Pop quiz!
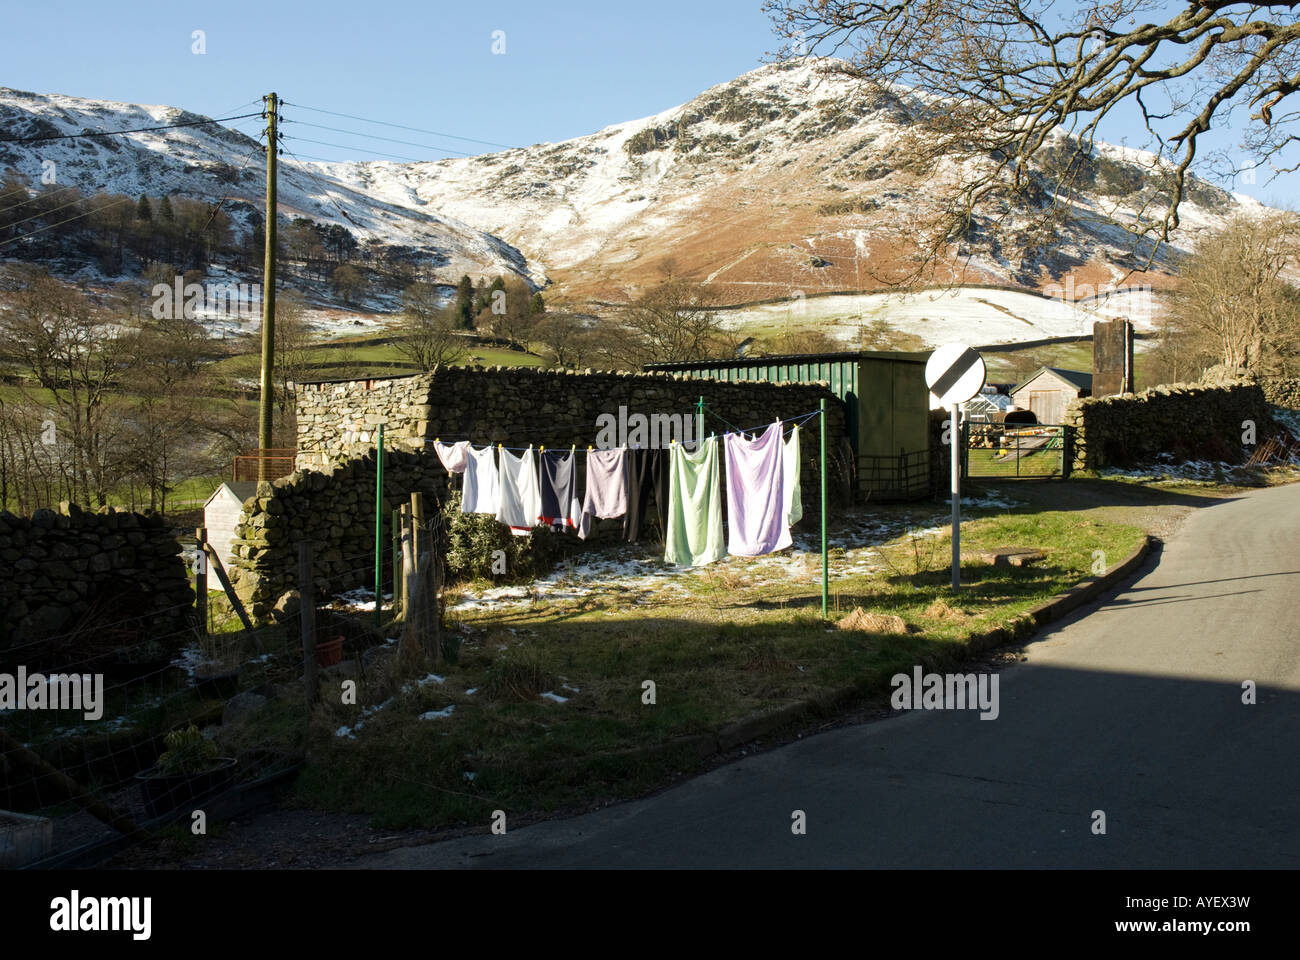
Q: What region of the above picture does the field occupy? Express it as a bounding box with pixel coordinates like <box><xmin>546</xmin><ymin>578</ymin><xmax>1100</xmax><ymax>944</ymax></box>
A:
<box><xmin>218</xmin><ymin>492</ymin><xmax>1149</xmax><ymax>829</ymax></box>
<box><xmin>717</xmin><ymin>285</ymin><xmax>1163</xmax><ymax>350</ymax></box>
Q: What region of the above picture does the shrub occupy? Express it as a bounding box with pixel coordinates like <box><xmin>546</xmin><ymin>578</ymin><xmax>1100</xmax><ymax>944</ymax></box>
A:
<box><xmin>157</xmin><ymin>725</ymin><xmax>220</xmax><ymax>774</ymax></box>
<box><xmin>441</xmin><ymin>492</ymin><xmax>559</xmax><ymax>583</ymax></box>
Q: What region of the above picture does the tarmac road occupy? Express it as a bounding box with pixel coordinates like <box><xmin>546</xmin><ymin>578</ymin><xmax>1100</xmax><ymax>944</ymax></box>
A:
<box><xmin>358</xmin><ymin>482</ymin><xmax>1300</xmax><ymax>868</ymax></box>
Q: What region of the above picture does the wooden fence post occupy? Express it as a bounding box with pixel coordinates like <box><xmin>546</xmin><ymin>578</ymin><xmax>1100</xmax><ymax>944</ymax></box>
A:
<box><xmin>391</xmin><ymin>507</ymin><xmax>403</xmax><ymax>619</ymax></box>
<box><xmin>202</xmin><ymin>544</ymin><xmax>253</xmax><ymax>632</ymax></box>
<box><xmin>194</xmin><ymin>526</ymin><xmax>208</xmax><ymax>637</ymax></box>
<box><xmin>410</xmin><ymin>492</ymin><xmax>428</xmax><ymax>657</ymax></box>
<box><xmin>430</xmin><ymin>513</ymin><xmax>442</xmax><ymax>658</ymax></box>
<box><xmin>410</xmin><ymin>492</ymin><xmax>425</xmax><ymax>571</ymax></box>
<box><xmin>298</xmin><ymin>541</ymin><xmax>318</xmax><ymax>707</ymax></box>
<box><xmin>399</xmin><ymin>503</ymin><xmax>419</xmax><ymax>661</ymax></box>
<box><xmin>400</xmin><ymin>503</ymin><xmax>414</xmax><ymax>619</ymax></box>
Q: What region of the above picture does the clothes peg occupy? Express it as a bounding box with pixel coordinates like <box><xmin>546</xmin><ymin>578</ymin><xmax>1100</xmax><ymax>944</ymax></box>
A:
<box><xmin>540</xmin><ymin>445</ymin><xmax>545</xmax><ymax>453</ymax></box>
<box><xmin>587</xmin><ymin>445</ymin><xmax>593</xmax><ymax>452</ymax></box>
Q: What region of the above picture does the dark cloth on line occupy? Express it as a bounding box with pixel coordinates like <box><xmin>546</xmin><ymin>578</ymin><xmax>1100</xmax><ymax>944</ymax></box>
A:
<box><xmin>623</xmin><ymin>448</ymin><xmax>669</xmax><ymax>542</ymax></box>
<box><xmin>539</xmin><ymin>449</ymin><xmax>579</xmax><ymax>531</ymax></box>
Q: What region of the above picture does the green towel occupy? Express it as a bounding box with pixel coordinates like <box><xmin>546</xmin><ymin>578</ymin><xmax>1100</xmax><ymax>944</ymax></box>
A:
<box><xmin>784</xmin><ymin>424</ymin><xmax>802</xmax><ymax>527</ymax></box>
<box><xmin>664</xmin><ymin>436</ymin><xmax>726</xmax><ymax>567</ymax></box>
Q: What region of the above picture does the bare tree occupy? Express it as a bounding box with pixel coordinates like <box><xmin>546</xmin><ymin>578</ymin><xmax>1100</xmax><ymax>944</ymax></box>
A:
<box><xmin>1162</xmin><ymin>210</ymin><xmax>1300</xmax><ymax>375</ymax></box>
<box><xmin>766</xmin><ymin>1</ymin><xmax>1300</xmax><ymax>281</ymax></box>
<box><xmin>121</xmin><ymin>310</ymin><xmax>221</xmax><ymax>513</ymax></box>
<box><xmin>394</xmin><ymin>281</ymin><xmax>467</xmax><ymax>372</ymax></box>
<box><xmin>0</xmin><ymin>267</ymin><xmax>131</xmax><ymax>506</ymax></box>
<box><xmin>606</xmin><ymin>278</ymin><xmax>729</xmax><ymax>366</ymax></box>
<box><xmin>484</xmin><ymin>276</ymin><xmax>538</xmax><ymax>349</ymax></box>
<box><xmin>273</xmin><ymin>291</ymin><xmax>315</xmax><ymax>421</ymax></box>
<box><xmin>533</xmin><ymin>311</ymin><xmax>596</xmax><ymax>368</ymax></box>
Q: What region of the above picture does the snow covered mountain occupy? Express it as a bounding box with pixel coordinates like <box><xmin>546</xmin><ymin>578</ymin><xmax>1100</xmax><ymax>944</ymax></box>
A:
<box><xmin>0</xmin><ymin>88</ymin><xmax>538</xmax><ymax>286</ymax></box>
<box><xmin>315</xmin><ymin>58</ymin><xmax>1264</xmax><ymax>305</ymax></box>
<box><xmin>0</xmin><ymin>59</ymin><xmax>1268</xmax><ymax>316</ymax></box>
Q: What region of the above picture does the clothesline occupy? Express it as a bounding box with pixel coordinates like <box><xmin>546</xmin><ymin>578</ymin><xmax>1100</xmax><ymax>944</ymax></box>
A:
<box><xmin>422</xmin><ymin>408</ymin><xmax>824</xmax><ymax>453</ymax></box>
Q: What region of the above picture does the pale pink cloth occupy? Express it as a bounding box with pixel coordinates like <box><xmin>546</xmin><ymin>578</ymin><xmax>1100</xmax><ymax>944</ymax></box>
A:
<box><xmin>434</xmin><ymin>440</ymin><xmax>471</xmax><ymax>474</ymax></box>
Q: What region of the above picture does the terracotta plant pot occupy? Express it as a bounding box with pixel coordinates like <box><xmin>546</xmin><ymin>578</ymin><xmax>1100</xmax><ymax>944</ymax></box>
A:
<box><xmin>315</xmin><ymin>636</ymin><xmax>344</xmax><ymax>667</ymax></box>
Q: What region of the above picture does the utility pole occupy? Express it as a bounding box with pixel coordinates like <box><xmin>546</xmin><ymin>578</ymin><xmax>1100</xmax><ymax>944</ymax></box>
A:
<box><xmin>257</xmin><ymin>92</ymin><xmax>279</xmax><ymax>480</ymax></box>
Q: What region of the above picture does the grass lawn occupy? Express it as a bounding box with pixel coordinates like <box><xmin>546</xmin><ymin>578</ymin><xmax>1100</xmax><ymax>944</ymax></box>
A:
<box><xmin>227</xmin><ymin>502</ymin><xmax>1147</xmax><ymax>830</ymax></box>
<box><xmin>966</xmin><ymin>447</ymin><xmax>1063</xmax><ymax>478</ymax></box>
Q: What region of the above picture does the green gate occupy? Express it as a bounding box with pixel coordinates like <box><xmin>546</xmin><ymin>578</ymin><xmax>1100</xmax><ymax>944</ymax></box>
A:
<box><xmin>963</xmin><ymin>422</ymin><xmax>1068</xmax><ymax>479</ymax></box>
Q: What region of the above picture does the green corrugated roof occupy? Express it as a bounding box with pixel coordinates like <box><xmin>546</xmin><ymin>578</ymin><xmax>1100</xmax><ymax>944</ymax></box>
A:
<box><xmin>646</xmin><ymin>349</ymin><xmax>929</xmax><ymax>369</ymax></box>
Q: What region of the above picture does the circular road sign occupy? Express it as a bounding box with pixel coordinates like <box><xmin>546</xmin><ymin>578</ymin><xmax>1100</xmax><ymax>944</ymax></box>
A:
<box><xmin>925</xmin><ymin>342</ymin><xmax>986</xmax><ymax>406</ymax></box>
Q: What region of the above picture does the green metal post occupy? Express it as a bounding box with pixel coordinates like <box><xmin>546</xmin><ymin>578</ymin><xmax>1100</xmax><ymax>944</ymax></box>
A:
<box><xmin>820</xmin><ymin>398</ymin><xmax>828</xmax><ymax>619</ymax></box>
<box><xmin>697</xmin><ymin>396</ymin><xmax>704</xmax><ymax>451</ymax></box>
<box><xmin>374</xmin><ymin>423</ymin><xmax>384</xmax><ymax>627</ymax></box>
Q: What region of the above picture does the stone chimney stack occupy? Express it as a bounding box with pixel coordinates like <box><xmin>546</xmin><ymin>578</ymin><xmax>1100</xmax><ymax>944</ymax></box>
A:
<box><xmin>1093</xmin><ymin>318</ymin><xmax>1134</xmax><ymax>396</ymax></box>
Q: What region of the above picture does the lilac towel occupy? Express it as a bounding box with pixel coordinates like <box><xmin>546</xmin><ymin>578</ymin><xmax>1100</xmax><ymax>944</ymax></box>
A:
<box><xmin>434</xmin><ymin>440</ymin><xmax>471</xmax><ymax>474</ymax></box>
<box><xmin>723</xmin><ymin>421</ymin><xmax>792</xmax><ymax>556</ymax></box>
<box><xmin>578</xmin><ymin>448</ymin><xmax>629</xmax><ymax>539</ymax></box>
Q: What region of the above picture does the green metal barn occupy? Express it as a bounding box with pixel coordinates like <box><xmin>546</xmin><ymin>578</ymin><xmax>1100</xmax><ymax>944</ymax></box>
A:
<box><xmin>646</xmin><ymin>351</ymin><xmax>932</xmax><ymax>500</ymax></box>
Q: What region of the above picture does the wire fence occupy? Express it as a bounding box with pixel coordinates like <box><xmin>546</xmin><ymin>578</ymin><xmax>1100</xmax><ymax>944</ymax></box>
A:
<box><xmin>0</xmin><ymin>546</ymin><xmax>407</xmax><ymax>869</ymax></box>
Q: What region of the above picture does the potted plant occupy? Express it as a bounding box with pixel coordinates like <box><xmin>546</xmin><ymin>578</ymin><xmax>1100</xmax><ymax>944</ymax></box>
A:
<box><xmin>135</xmin><ymin>725</ymin><xmax>237</xmax><ymax>818</ymax></box>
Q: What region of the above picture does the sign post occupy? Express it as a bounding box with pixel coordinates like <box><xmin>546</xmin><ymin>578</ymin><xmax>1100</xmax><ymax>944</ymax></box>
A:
<box><xmin>950</xmin><ymin>402</ymin><xmax>961</xmax><ymax>589</ymax></box>
<box><xmin>925</xmin><ymin>343</ymin><xmax>986</xmax><ymax>590</ymax></box>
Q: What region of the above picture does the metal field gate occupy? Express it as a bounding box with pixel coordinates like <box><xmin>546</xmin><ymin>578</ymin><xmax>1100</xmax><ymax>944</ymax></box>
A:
<box><xmin>963</xmin><ymin>422</ymin><xmax>1069</xmax><ymax>479</ymax></box>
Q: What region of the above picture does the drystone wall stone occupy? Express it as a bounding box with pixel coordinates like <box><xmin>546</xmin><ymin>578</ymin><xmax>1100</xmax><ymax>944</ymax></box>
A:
<box><xmin>228</xmin><ymin>367</ymin><xmax>848</xmax><ymax>620</ymax></box>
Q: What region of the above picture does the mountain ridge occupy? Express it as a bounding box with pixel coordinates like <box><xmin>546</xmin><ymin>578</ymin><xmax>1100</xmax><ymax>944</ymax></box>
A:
<box><xmin>0</xmin><ymin>59</ymin><xmax>1269</xmax><ymax>313</ymax></box>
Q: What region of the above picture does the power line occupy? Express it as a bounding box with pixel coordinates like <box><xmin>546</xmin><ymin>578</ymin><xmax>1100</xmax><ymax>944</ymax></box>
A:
<box><xmin>0</xmin><ymin>136</ymin><xmax>264</xmax><ymax>241</ymax></box>
<box><xmin>0</xmin><ymin>183</ymin><xmax>36</xmax><ymax>206</ymax></box>
<box><xmin>284</xmin><ymin>100</ymin><xmax>516</xmax><ymax>150</ymax></box>
<box><xmin>0</xmin><ymin>195</ymin><xmax>133</xmax><ymax>248</ymax></box>
<box><xmin>0</xmin><ymin>111</ymin><xmax>264</xmax><ymax>145</ymax></box>
<box><xmin>281</xmin><ymin>134</ymin><xmax>428</xmax><ymax>164</ymax></box>
<box><xmin>284</xmin><ymin>119</ymin><xmax>475</xmax><ymax>158</ymax></box>
<box><xmin>0</xmin><ymin>191</ymin><xmax>106</xmax><ymax>233</ymax></box>
<box><xmin>207</xmin><ymin>98</ymin><xmax>264</xmax><ymax>120</ymax></box>
<box><xmin>280</xmin><ymin>144</ymin><xmax>373</xmax><ymax>238</ymax></box>
<box><xmin>195</xmin><ymin>137</ymin><xmax>268</xmax><ymax>238</ymax></box>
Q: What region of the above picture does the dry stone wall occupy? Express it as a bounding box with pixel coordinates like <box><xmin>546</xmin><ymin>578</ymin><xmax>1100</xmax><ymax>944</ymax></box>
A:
<box><xmin>295</xmin><ymin>366</ymin><xmax>846</xmax><ymax>470</ymax></box>
<box><xmin>0</xmin><ymin>504</ymin><xmax>194</xmax><ymax>655</ymax></box>
<box><xmin>1062</xmin><ymin>381</ymin><xmax>1269</xmax><ymax>471</ymax></box>
<box><xmin>228</xmin><ymin>367</ymin><xmax>847</xmax><ymax>620</ymax></box>
<box><xmin>1260</xmin><ymin>376</ymin><xmax>1300</xmax><ymax>409</ymax></box>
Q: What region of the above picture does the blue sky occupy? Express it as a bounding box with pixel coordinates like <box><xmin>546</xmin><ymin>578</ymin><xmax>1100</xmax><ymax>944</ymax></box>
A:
<box><xmin>1</xmin><ymin>0</ymin><xmax>1292</xmax><ymax>206</ymax></box>
<box><xmin>2</xmin><ymin>1</ymin><xmax>779</xmax><ymax>157</ymax></box>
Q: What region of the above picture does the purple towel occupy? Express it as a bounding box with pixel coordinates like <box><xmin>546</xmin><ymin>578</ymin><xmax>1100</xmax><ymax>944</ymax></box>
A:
<box><xmin>723</xmin><ymin>421</ymin><xmax>791</xmax><ymax>556</ymax></box>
